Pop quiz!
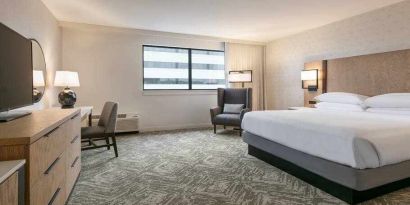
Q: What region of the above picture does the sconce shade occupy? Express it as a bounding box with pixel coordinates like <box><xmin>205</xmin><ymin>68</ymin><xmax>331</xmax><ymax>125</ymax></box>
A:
<box><xmin>54</xmin><ymin>71</ymin><xmax>80</xmax><ymax>87</ymax></box>
<box><xmin>228</xmin><ymin>70</ymin><xmax>252</xmax><ymax>83</ymax></box>
<box><xmin>301</xmin><ymin>69</ymin><xmax>318</xmax><ymax>91</ymax></box>
<box><xmin>301</xmin><ymin>70</ymin><xmax>318</xmax><ymax>80</ymax></box>
<box><xmin>33</xmin><ymin>70</ymin><xmax>45</xmax><ymax>87</ymax></box>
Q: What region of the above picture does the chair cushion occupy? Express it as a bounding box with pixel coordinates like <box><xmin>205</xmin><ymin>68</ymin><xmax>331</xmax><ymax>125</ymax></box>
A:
<box><xmin>81</xmin><ymin>126</ymin><xmax>106</xmax><ymax>138</ymax></box>
<box><xmin>213</xmin><ymin>113</ymin><xmax>241</xmax><ymax>126</ymax></box>
<box><xmin>223</xmin><ymin>104</ymin><xmax>244</xmax><ymax>114</ymax></box>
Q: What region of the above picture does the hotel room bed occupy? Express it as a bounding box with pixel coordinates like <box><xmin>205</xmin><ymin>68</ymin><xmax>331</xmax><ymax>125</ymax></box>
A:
<box><xmin>242</xmin><ymin>110</ymin><xmax>410</xmax><ymax>204</ymax></box>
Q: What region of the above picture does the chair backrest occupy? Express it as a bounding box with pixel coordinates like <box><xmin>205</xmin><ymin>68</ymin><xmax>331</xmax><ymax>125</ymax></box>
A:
<box><xmin>217</xmin><ymin>88</ymin><xmax>252</xmax><ymax>110</ymax></box>
<box><xmin>98</xmin><ymin>101</ymin><xmax>118</xmax><ymax>134</ymax></box>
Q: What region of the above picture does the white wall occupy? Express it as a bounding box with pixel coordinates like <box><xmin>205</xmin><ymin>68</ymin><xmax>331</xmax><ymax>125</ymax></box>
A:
<box><xmin>0</xmin><ymin>0</ymin><xmax>61</xmax><ymax>109</ymax></box>
<box><xmin>61</xmin><ymin>23</ymin><xmax>229</xmax><ymax>131</ymax></box>
<box><xmin>265</xmin><ymin>1</ymin><xmax>410</xmax><ymax>109</ymax></box>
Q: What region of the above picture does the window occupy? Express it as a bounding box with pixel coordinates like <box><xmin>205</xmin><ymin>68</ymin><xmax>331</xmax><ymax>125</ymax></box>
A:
<box><xmin>143</xmin><ymin>45</ymin><xmax>225</xmax><ymax>90</ymax></box>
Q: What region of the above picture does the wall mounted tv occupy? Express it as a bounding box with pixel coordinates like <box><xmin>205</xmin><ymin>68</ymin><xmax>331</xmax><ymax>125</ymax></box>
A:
<box><xmin>0</xmin><ymin>23</ymin><xmax>33</xmax><ymax>122</ymax></box>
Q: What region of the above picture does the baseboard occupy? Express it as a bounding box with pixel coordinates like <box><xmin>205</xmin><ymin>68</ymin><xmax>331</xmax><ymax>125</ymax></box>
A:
<box><xmin>140</xmin><ymin>123</ymin><xmax>212</xmax><ymax>132</ymax></box>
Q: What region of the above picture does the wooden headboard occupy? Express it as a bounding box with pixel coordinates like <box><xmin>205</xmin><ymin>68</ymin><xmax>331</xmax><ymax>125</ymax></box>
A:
<box><xmin>326</xmin><ymin>49</ymin><xmax>410</xmax><ymax>96</ymax></box>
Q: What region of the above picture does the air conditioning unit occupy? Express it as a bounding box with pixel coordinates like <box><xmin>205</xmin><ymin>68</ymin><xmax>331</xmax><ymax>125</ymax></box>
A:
<box><xmin>92</xmin><ymin>113</ymin><xmax>139</xmax><ymax>134</ymax></box>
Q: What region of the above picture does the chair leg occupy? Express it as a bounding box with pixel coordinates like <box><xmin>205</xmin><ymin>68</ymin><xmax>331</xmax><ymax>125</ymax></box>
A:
<box><xmin>105</xmin><ymin>137</ymin><xmax>110</xmax><ymax>150</ymax></box>
<box><xmin>239</xmin><ymin>128</ymin><xmax>242</xmax><ymax>136</ymax></box>
<box><xmin>112</xmin><ymin>135</ymin><xmax>119</xmax><ymax>157</ymax></box>
<box><xmin>213</xmin><ymin>124</ymin><xmax>216</xmax><ymax>134</ymax></box>
<box><xmin>223</xmin><ymin>125</ymin><xmax>226</xmax><ymax>129</ymax></box>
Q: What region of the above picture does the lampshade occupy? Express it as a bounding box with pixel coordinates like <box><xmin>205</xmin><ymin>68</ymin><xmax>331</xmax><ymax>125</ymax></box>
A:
<box><xmin>54</xmin><ymin>71</ymin><xmax>80</xmax><ymax>87</ymax></box>
<box><xmin>301</xmin><ymin>70</ymin><xmax>318</xmax><ymax>81</ymax></box>
<box><xmin>33</xmin><ymin>70</ymin><xmax>45</xmax><ymax>87</ymax></box>
<box><xmin>228</xmin><ymin>70</ymin><xmax>252</xmax><ymax>83</ymax></box>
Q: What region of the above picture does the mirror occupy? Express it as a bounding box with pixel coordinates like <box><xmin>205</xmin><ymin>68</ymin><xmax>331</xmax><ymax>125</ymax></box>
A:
<box><xmin>31</xmin><ymin>39</ymin><xmax>46</xmax><ymax>103</ymax></box>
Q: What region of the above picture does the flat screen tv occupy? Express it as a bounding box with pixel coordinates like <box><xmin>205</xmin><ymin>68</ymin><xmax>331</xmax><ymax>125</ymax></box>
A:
<box><xmin>0</xmin><ymin>23</ymin><xmax>33</xmax><ymax>121</ymax></box>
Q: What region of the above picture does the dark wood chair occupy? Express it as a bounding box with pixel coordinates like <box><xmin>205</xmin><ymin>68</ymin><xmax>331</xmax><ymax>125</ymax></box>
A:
<box><xmin>81</xmin><ymin>101</ymin><xmax>119</xmax><ymax>157</ymax></box>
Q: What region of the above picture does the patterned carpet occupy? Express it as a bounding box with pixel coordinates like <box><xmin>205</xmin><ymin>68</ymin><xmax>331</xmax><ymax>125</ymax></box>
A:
<box><xmin>67</xmin><ymin>129</ymin><xmax>410</xmax><ymax>205</ymax></box>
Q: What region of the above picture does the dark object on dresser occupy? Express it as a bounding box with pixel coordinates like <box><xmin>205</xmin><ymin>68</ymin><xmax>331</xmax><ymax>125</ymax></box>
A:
<box><xmin>81</xmin><ymin>101</ymin><xmax>119</xmax><ymax>157</ymax></box>
<box><xmin>210</xmin><ymin>88</ymin><xmax>252</xmax><ymax>135</ymax></box>
<box><xmin>58</xmin><ymin>88</ymin><xmax>77</xmax><ymax>108</ymax></box>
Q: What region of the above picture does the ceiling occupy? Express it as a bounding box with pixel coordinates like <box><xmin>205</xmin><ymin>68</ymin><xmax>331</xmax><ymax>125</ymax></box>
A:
<box><xmin>41</xmin><ymin>0</ymin><xmax>404</xmax><ymax>42</ymax></box>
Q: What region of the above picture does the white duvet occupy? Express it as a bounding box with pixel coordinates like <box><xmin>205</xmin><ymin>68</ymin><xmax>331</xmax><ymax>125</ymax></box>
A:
<box><xmin>242</xmin><ymin>109</ymin><xmax>410</xmax><ymax>169</ymax></box>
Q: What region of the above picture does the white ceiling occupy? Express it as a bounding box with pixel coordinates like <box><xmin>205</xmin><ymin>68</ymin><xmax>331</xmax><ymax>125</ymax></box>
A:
<box><xmin>41</xmin><ymin>0</ymin><xmax>404</xmax><ymax>42</ymax></box>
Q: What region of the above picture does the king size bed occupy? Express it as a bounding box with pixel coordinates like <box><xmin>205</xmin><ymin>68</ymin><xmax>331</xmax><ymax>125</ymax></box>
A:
<box><xmin>242</xmin><ymin>49</ymin><xmax>410</xmax><ymax>204</ymax></box>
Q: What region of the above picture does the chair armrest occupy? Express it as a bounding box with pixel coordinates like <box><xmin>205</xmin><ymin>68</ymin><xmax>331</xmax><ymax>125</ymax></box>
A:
<box><xmin>210</xmin><ymin>107</ymin><xmax>222</xmax><ymax>123</ymax></box>
<box><xmin>240</xmin><ymin>108</ymin><xmax>251</xmax><ymax>120</ymax></box>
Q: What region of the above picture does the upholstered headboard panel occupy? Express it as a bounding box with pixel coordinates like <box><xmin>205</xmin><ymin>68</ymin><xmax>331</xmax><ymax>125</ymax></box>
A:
<box><xmin>326</xmin><ymin>49</ymin><xmax>410</xmax><ymax>96</ymax></box>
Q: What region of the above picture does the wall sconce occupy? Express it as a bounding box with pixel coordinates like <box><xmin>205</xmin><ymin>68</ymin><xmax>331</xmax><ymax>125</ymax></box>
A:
<box><xmin>301</xmin><ymin>69</ymin><xmax>318</xmax><ymax>91</ymax></box>
<box><xmin>228</xmin><ymin>70</ymin><xmax>252</xmax><ymax>88</ymax></box>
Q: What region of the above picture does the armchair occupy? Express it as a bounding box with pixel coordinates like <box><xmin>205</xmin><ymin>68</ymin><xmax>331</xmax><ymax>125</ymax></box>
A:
<box><xmin>210</xmin><ymin>88</ymin><xmax>252</xmax><ymax>135</ymax></box>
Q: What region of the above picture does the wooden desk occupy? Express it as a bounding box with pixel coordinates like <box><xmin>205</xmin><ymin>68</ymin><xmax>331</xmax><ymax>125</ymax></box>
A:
<box><xmin>79</xmin><ymin>106</ymin><xmax>93</xmax><ymax>126</ymax></box>
<box><xmin>0</xmin><ymin>160</ymin><xmax>25</xmax><ymax>205</ymax></box>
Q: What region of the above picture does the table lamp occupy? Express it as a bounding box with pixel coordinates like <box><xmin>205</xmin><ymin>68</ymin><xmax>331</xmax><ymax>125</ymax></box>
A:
<box><xmin>54</xmin><ymin>71</ymin><xmax>80</xmax><ymax>108</ymax></box>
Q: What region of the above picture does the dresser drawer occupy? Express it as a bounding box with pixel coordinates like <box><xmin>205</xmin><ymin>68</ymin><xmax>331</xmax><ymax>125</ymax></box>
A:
<box><xmin>66</xmin><ymin>133</ymin><xmax>81</xmax><ymax>170</ymax></box>
<box><xmin>47</xmin><ymin>182</ymin><xmax>66</xmax><ymax>205</ymax></box>
<box><xmin>30</xmin><ymin>152</ymin><xmax>66</xmax><ymax>205</ymax></box>
<box><xmin>29</xmin><ymin>122</ymin><xmax>68</xmax><ymax>186</ymax></box>
<box><xmin>66</xmin><ymin>152</ymin><xmax>81</xmax><ymax>201</ymax></box>
<box><xmin>66</xmin><ymin>114</ymin><xmax>81</xmax><ymax>145</ymax></box>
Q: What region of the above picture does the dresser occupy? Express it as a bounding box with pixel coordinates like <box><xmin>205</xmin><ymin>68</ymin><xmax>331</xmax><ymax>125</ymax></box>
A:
<box><xmin>0</xmin><ymin>108</ymin><xmax>81</xmax><ymax>205</ymax></box>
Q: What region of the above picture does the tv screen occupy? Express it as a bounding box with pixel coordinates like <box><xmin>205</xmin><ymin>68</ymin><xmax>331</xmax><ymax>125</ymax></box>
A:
<box><xmin>0</xmin><ymin>23</ymin><xmax>33</xmax><ymax>112</ymax></box>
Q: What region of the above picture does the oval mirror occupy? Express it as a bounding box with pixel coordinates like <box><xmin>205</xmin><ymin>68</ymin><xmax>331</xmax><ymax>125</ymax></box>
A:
<box><xmin>31</xmin><ymin>39</ymin><xmax>46</xmax><ymax>103</ymax></box>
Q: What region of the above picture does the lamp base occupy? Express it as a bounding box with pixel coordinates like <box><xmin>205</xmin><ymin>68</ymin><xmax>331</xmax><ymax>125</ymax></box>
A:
<box><xmin>58</xmin><ymin>88</ymin><xmax>77</xmax><ymax>109</ymax></box>
<box><xmin>61</xmin><ymin>105</ymin><xmax>75</xmax><ymax>109</ymax></box>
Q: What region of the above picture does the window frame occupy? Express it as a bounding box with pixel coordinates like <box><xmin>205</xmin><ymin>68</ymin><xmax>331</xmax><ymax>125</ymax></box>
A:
<box><xmin>142</xmin><ymin>45</ymin><xmax>225</xmax><ymax>91</ymax></box>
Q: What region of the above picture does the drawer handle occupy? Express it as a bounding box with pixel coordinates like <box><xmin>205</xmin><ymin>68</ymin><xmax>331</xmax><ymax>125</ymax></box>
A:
<box><xmin>44</xmin><ymin>157</ymin><xmax>60</xmax><ymax>175</ymax></box>
<box><xmin>45</xmin><ymin>126</ymin><xmax>60</xmax><ymax>137</ymax></box>
<box><xmin>71</xmin><ymin>113</ymin><xmax>80</xmax><ymax>120</ymax></box>
<box><xmin>48</xmin><ymin>188</ymin><xmax>61</xmax><ymax>205</ymax></box>
<box><xmin>71</xmin><ymin>156</ymin><xmax>79</xmax><ymax>168</ymax></box>
<box><xmin>71</xmin><ymin>135</ymin><xmax>79</xmax><ymax>144</ymax></box>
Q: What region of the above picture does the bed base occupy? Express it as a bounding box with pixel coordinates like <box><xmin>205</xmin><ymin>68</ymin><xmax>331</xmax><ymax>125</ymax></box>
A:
<box><xmin>248</xmin><ymin>145</ymin><xmax>410</xmax><ymax>204</ymax></box>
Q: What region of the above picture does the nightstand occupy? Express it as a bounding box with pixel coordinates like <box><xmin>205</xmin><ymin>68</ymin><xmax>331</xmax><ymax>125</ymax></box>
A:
<box><xmin>288</xmin><ymin>107</ymin><xmax>315</xmax><ymax>110</ymax></box>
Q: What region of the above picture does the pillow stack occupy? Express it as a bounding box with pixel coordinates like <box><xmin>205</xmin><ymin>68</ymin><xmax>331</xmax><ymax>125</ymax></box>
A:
<box><xmin>314</xmin><ymin>92</ymin><xmax>368</xmax><ymax>112</ymax></box>
<box><xmin>365</xmin><ymin>93</ymin><xmax>410</xmax><ymax>115</ymax></box>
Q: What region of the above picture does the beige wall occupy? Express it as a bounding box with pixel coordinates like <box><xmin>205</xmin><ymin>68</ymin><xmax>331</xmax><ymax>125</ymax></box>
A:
<box><xmin>265</xmin><ymin>1</ymin><xmax>410</xmax><ymax>109</ymax></box>
<box><xmin>0</xmin><ymin>0</ymin><xmax>61</xmax><ymax>109</ymax></box>
<box><xmin>61</xmin><ymin>23</ymin><xmax>230</xmax><ymax>131</ymax></box>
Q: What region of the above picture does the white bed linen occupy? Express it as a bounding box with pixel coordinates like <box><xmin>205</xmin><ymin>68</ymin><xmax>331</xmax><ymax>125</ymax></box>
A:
<box><xmin>242</xmin><ymin>109</ymin><xmax>410</xmax><ymax>169</ymax></box>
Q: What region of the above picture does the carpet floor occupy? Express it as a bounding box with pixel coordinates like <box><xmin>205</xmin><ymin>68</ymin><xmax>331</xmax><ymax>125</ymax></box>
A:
<box><xmin>67</xmin><ymin>129</ymin><xmax>410</xmax><ymax>205</ymax></box>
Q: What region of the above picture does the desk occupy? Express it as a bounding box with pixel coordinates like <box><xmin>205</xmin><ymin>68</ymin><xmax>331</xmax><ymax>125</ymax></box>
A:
<box><xmin>79</xmin><ymin>106</ymin><xmax>93</xmax><ymax>126</ymax></box>
<box><xmin>0</xmin><ymin>160</ymin><xmax>25</xmax><ymax>205</ymax></box>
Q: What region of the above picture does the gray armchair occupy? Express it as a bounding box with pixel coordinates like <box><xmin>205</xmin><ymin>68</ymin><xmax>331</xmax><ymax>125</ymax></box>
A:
<box><xmin>210</xmin><ymin>88</ymin><xmax>252</xmax><ymax>135</ymax></box>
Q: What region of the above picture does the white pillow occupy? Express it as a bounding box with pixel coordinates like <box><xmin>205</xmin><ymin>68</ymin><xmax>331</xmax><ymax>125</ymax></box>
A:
<box><xmin>366</xmin><ymin>108</ymin><xmax>410</xmax><ymax>116</ymax></box>
<box><xmin>314</xmin><ymin>92</ymin><xmax>368</xmax><ymax>105</ymax></box>
<box><xmin>365</xmin><ymin>93</ymin><xmax>410</xmax><ymax>108</ymax></box>
<box><xmin>315</xmin><ymin>102</ymin><xmax>365</xmax><ymax>112</ymax></box>
<box><xmin>223</xmin><ymin>104</ymin><xmax>244</xmax><ymax>114</ymax></box>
